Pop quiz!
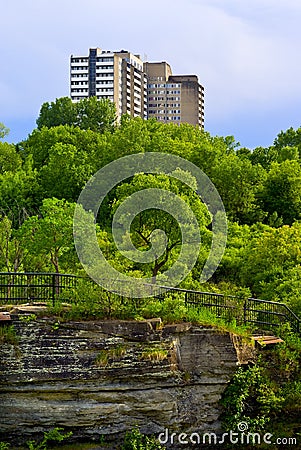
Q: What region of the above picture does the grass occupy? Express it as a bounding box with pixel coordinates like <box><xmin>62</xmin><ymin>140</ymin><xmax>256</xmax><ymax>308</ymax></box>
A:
<box><xmin>140</xmin><ymin>346</ymin><xmax>168</xmax><ymax>362</ymax></box>
<box><xmin>95</xmin><ymin>344</ymin><xmax>128</xmax><ymax>367</ymax></box>
<box><xmin>0</xmin><ymin>325</ymin><xmax>19</xmax><ymax>345</ymax></box>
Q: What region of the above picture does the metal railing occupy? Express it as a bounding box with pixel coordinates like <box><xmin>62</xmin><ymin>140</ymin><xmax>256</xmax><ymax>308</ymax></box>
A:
<box><xmin>0</xmin><ymin>272</ymin><xmax>78</xmax><ymax>306</ymax></box>
<box><xmin>181</xmin><ymin>288</ymin><xmax>300</xmax><ymax>334</ymax></box>
<box><xmin>0</xmin><ymin>272</ymin><xmax>300</xmax><ymax>334</ymax></box>
<box><xmin>244</xmin><ymin>297</ymin><xmax>300</xmax><ymax>334</ymax></box>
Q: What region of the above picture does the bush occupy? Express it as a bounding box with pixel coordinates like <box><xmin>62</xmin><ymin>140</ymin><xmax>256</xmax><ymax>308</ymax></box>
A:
<box><xmin>122</xmin><ymin>427</ymin><xmax>165</xmax><ymax>450</ymax></box>
<box><xmin>221</xmin><ymin>364</ymin><xmax>284</xmax><ymax>432</ymax></box>
<box><xmin>26</xmin><ymin>427</ymin><xmax>72</xmax><ymax>450</ymax></box>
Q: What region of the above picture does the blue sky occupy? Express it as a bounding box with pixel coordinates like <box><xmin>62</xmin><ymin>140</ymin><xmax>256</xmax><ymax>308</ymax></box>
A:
<box><xmin>1</xmin><ymin>0</ymin><xmax>300</xmax><ymax>148</ymax></box>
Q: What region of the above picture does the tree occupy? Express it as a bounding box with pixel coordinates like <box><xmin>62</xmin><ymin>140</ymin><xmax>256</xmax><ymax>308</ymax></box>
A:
<box><xmin>0</xmin><ymin>162</ymin><xmax>41</xmax><ymax>226</ymax></box>
<box><xmin>0</xmin><ymin>142</ymin><xmax>22</xmax><ymax>174</ymax></box>
<box><xmin>38</xmin><ymin>142</ymin><xmax>96</xmax><ymax>201</ymax></box>
<box><xmin>211</xmin><ymin>155</ymin><xmax>266</xmax><ymax>224</ymax></box>
<box><xmin>36</xmin><ymin>97</ymin><xmax>77</xmax><ymax>129</ymax></box>
<box><xmin>274</xmin><ymin>126</ymin><xmax>301</xmax><ymax>153</ymax></box>
<box><xmin>0</xmin><ymin>122</ymin><xmax>9</xmax><ymax>139</ymax></box>
<box><xmin>238</xmin><ymin>222</ymin><xmax>301</xmax><ymax>299</ymax></box>
<box><xmin>111</xmin><ymin>171</ymin><xmax>211</xmax><ymax>282</ymax></box>
<box><xmin>36</xmin><ymin>96</ymin><xmax>116</xmax><ymax>133</ymax></box>
<box><xmin>260</xmin><ymin>160</ymin><xmax>301</xmax><ymax>225</ymax></box>
<box><xmin>0</xmin><ymin>216</ymin><xmax>23</xmax><ymax>271</ymax></box>
<box><xmin>18</xmin><ymin>198</ymin><xmax>76</xmax><ymax>273</ymax></box>
<box><xmin>76</xmin><ymin>96</ymin><xmax>116</xmax><ymax>133</ymax></box>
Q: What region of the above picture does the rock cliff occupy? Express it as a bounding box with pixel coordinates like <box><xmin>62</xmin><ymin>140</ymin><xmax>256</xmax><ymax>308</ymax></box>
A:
<box><xmin>0</xmin><ymin>315</ymin><xmax>245</xmax><ymax>447</ymax></box>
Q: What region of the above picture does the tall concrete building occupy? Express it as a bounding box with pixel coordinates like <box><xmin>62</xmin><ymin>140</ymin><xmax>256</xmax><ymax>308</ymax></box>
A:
<box><xmin>70</xmin><ymin>48</ymin><xmax>147</xmax><ymax>119</ymax></box>
<box><xmin>144</xmin><ymin>62</ymin><xmax>204</xmax><ymax>127</ymax></box>
<box><xmin>70</xmin><ymin>48</ymin><xmax>204</xmax><ymax>127</ymax></box>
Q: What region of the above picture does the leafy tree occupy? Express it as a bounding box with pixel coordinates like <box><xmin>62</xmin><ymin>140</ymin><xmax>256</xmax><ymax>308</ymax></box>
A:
<box><xmin>38</xmin><ymin>142</ymin><xmax>96</xmax><ymax>201</ymax></box>
<box><xmin>76</xmin><ymin>96</ymin><xmax>116</xmax><ymax>133</ymax></box>
<box><xmin>238</xmin><ymin>222</ymin><xmax>301</xmax><ymax>297</ymax></box>
<box><xmin>260</xmin><ymin>160</ymin><xmax>301</xmax><ymax>225</ymax></box>
<box><xmin>0</xmin><ymin>142</ymin><xmax>22</xmax><ymax>174</ymax></box>
<box><xmin>36</xmin><ymin>96</ymin><xmax>116</xmax><ymax>133</ymax></box>
<box><xmin>0</xmin><ymin>216</ymin><xmax>23</xmax><ymax>271</ymax></box>
<box><xmin>17</xmin><ymin>198</ymin><xmax>76</xmax><ymax>273</ymax></box>
<box><xmin>23</xmin><ymin>124</ymin><xmax>107</xmax><ymax>170</ymax></box>
<box><xmin>249</xmin><ymin>146</ymin><xmax>278</xmax><ymax>169</ymax></box>
<box><xmin>274</xmin><ymin>126</ymin><xmax>301</xmax><ymax>154</ymax></box>
<box><xmin>111</xmin><ymin>171</ymin><xmax>211</xmax><ymax>282</ymax></box>
<box><xmin>211</xmin><ymin>155</ymin><xmax>266</xmax><ymax>223</ymax></box>
<box><xmin>36</xmin><ymin>97</ymin><xmax>77</xmax><ymax>129</ymax></box>
<box><xmin>0</xmin><ymin>122</ymin><xmax>9</xmax><ymax>139</ymax></box>
<box><xmin>0</xmin><ymin>162</ymin><xmax>41</xmax><ymax>226</ymax></box>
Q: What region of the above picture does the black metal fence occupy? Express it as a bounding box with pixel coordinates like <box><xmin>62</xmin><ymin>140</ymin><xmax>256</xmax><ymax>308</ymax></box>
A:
<box><xmin>0</xmin><ymin>272</ymin><xmax>300</xmax><ymax>334</ymax></box>
<box><xmin>0</xmin><ymin>272</ymin><xmax>78</xmax><ymax>306</ymax></box>
<box><xmin>244</xmin><ymin>297</ymin><xmax>300</xmax><ymax>334</ymax></box>
<box><xmin>182</xmin><ymin>289</ymin><xmax>300</xmax><ymax>334</ymax></box>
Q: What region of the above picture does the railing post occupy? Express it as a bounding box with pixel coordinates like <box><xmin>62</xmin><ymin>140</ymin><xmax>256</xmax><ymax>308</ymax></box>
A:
<box><xmin>52</xmin><ymin>274</ymin><xmax>56</xmax><ymax>307</ymax></box>
<box><xmin>184</xmin><ymin>291</ymin><xmax>188</xmax><ymax>308</ymax></box>
<box><xmin>243</xmin><ymin>298</ymin><xmax>247</xmax><ymax>326</ymax></box>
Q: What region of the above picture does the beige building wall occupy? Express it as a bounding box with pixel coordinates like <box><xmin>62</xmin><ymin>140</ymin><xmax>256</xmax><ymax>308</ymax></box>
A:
<box><xmin>144</xmin><ymin>62</ymin><xmax>172</xmax><ymax>81</ymax></box>
<box><xmin>70</xmin><ymin>50</ymin><xmax>204</xmax><ymax>126</ymax></box>
<box><xmin>143</xmin><ymin>62</ymin><xmax>204</xmax><ymax>128</ymax></box>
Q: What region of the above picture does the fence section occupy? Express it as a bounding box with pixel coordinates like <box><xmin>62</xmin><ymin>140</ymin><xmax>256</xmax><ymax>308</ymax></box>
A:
<box><xmin>0</xmin><ymin>272</ymin><xmax>78</xmax><ymax>306</ymax></box>
<box><xmin>0</xmin><ymin>272</ymin><xmax>300</xmax><ymax>333</ymax></box>
<box><xmin>244</xmin><ymin>297</ymin><xmax>300</xmax><ymax>334</ymax></box>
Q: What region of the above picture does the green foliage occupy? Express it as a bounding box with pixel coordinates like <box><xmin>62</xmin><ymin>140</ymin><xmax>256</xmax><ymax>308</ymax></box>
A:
<box><xmin>17</xmin><ymin>198</ymin><xmax>76</xmax><ymax>273</ymax></box>
<box><xmin>260</xmin><ymin>160</ymin><xmax>301</xmax><ymax>225</ymax></box>
<box><xmin>140</xmin><ymin>346</ymin><xmax>168</xmax><ymax>362</ymax></box>
<box><xmin>95</xmin><ymin>350</ymin><xmax>109</xmax><ymax>367</ymax></box>
<box><xmin>139</xmin><ymin>293</ymin><xmax>187</xmax><ymax>323</ymax></box>
<box><xmin>95</xmin><ymin>344</ymin><xmax>127</xmax><ymax>367</ymax></box>
<box><xmin>122</xmin><ymin>427</ymin><xmax>165</xmax><ymax>450</ymax></box>
<box><xmin>36</xmin><ymin>96</ymin><xmax>116</xmax><ymax>133</ymax></box>
<box><xmin>221</xmin><ymin>364</ymin><xmax>284</xmax><ymax>432</ymax></box>
<box><xmin>0</xmin><ymin>122</ymin><xmax>9</xmax><ymax>139</ymax></box>
<box><xmin>26</xmin><ymin>427</ymin><xmax>72</xmax><ymax>450</ymax></box>
<box><xmin>112</xmin><ymin>171</ymin><xmax>211</xmax><ymax>281</ymax></box>
<box><xmin>0</xmin><ymin>443</ymin><xmax>10</xmax><ymax>450</ymax></box>
<box><xmin>0</xmin><ymin>325</ymin><xmax>18</xmax><ymax>345</ymax></box>
<box><xmin>53</xmin><ymin>278</ymin><xmax>129</xmax><ymax>320</ymax></box>
<box><xmin>211</xmin><ymin>154</ymin><xmax>266</xmax><ymax>223</ymax></box>
<box><xmin>0</xmin><ymin>142</ymin><xmax>22</xmax><ymax>174</ymax></box>
<box><xmin>19</xmin><ymin>313</ymin><xmax>37</xmax><ymax>323</ymax></box>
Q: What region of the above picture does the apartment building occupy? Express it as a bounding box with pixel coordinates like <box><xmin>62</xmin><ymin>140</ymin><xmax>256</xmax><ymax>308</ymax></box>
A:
<box><xmin>144</xmin><ymin>62</ymin><xmax>204</xmax><ymax>127</ymax></box>
<box><xmin>70</xmin><ymin>48</ymin><xmax>147</xmax><ymax>119</ymax></box>
<box><xmin>70</xmin><ymin>48</ymin><xmax>204</xmax><ymax>127</ymax></box>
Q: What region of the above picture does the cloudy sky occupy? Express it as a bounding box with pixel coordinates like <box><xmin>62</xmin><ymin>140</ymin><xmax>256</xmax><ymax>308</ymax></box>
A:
<box><xmin>1</xmin><ymin>0</ymin><xmax>300</xmax><ymax>148</ymax></box>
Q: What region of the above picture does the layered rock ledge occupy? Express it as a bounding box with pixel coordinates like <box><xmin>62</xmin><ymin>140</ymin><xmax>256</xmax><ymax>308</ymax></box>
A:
<box><xmin>0</xmin><ymin>315</ymin><xmax>250</xmax><ymax>446</ymax></box>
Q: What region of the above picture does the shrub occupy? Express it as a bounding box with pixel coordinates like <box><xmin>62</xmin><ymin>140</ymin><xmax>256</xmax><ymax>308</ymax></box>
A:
<box><xmin>122</xmin><ymin>427</ymin><xmax>165</xmax><ymax>450</ymax></box>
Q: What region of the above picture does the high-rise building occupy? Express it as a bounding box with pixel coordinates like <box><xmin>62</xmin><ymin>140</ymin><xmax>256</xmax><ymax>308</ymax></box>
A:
<box><xmin>70</xmin><ymin>48</ymin><xmax>147</xmax><ymax>119</ymax></box>
<box><xmin>144</xmin><ymin>62</ymin><xmax>204</xmax><ymax>127</ymax></box>
<box><xmin>70</xmin><ymin>48</ymin><xmax>204</xmax><ymax>127</ymax></box>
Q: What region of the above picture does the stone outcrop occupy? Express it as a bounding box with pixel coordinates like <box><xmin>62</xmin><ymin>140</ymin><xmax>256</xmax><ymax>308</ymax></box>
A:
<box><xmin>0</xmin><ymin>315</ymin><xmax>247</xmax><ymax>447</ymax></box>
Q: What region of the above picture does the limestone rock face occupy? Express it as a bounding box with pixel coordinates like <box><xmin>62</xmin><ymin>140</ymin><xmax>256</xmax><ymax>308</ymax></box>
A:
<box><xmin>0</xmin><ymin>317</ymin><xmax>241</xmax><ymax>447</ymax></box>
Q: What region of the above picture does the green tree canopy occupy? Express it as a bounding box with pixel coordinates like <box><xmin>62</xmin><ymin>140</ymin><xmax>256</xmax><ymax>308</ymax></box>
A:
<box><xmin>0</xmin><ymin>123</ymin><xmax>9</xmax><ymax>139</ymax></box>
<box><xmin>36</xmin><ymin>96</ymin><xmax>116</xmax><ymax>133</ymax></box>
<box><xmin>17</xmin><ymin>198</ymin><xmax>76</xmax><ymax>273</ymax></box>
<box><xmin>260</xmin><ymin>160</ymin><xmax>301</xmax><ymax>225</ymax></box>
<box><xmin>111</xmin><ymin>171</ymin><xmax>211</xmax><ymax>282</ymax></box>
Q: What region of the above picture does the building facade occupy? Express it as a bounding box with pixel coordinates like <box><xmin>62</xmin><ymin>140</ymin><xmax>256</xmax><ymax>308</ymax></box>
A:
<box><xmin>144</xmin><ymin>62</ymin><xmax>204</xmax><ymax>127</ymax></box>
<box><xmin>70</xmin><ymin>48</ymin><xmax>204</xmax><ymax>127</ymax></box>
<box><xmin>70</xmin><ymin>48</ymin><xmax>147</xmax><ymax>119</ymax></box>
